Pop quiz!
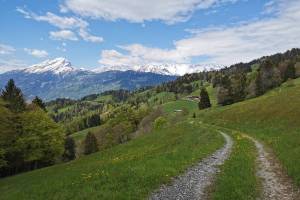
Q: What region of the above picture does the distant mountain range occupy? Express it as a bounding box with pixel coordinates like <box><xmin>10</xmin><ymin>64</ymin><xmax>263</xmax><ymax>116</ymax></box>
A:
<box><xmin>0</xmin><ymin>58</ymin><xmax>178</xmax><ymax>100</ymax></box>
<box><xmin>0</xmin><ymin>58</ymin><xmax>221</xmax><ymax>100</ymax></box>
<box><xmin>93</xmin><ymin>63</ymin><xmax>222</xmax><ymax>76</ymax></box>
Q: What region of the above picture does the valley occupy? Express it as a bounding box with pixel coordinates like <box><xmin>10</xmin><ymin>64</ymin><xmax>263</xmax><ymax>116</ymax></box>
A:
<box><xmin>2</xmin><ymin>0</ymin><xmax>300</xmax><ymax>199</ymax></box>
<box><xmin>1</xmin><ymin>49</ymin><xmax>300</xmax><ymax>199</ymax></box>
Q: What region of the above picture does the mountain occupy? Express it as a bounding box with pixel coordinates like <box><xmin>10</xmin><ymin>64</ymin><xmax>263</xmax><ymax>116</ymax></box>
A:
<box><xmin>93</xmin><ymin>63</ymin><xmax>223</xmax><ymax>76</ymax></box>
<box><xmin>23</xmin><ymin>57</ymin><xmax>78</xmax><ymax>75</ymax></box>
<box><xmin>0</xmin><ymin>58</ymin><xmax>177</xmax><ymax>100</ymax></box>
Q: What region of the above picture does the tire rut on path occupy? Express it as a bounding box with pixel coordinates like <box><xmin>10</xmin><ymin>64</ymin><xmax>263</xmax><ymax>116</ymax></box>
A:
<box><xmin>149</xmin><ymin>132</ymin><xmax>233</xmax><ymax>200</ymax></box>
<box><xmin>244</xmin><ymin>134</ymin><xmax>300</xmax><ymax>200</ymax></box>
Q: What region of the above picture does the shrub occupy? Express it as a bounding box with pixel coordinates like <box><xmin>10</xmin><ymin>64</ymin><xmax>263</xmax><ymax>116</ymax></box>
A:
<box><xmin>84</xmin><ymin>132</ymin><xmax>99</xmax><ymax>155</ymax></box>
<box><xmin>153</xmin><ymin>116</ymin><xmax>167</xmax><ymax>130</ymax></box>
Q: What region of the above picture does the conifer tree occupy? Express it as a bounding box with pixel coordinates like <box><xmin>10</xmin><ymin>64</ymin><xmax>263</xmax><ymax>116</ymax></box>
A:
<box><xmin>84</xmin><ymin>132</ymin><xmax>98</xmax><ymax>155</ymax></box>
<box><xmin>199</xmin><ymin>87</ymin><xmax>211</xmax><ymax>109</ymax></box>
<box><xmin>63</xmin><ymin>137</ymin><xmax>76</xmax><ymax>161</ymax></box>
<box><xmin>284</xmin><ymin>62</ymin><xmax>296</xmax><ymax>80</ymax></box>
<box><xmin>32</xmin><ymin>96</ymin><xmax>46</xmax><ymax>111</ymax></box>
<box><xmin>1</xmin><ymin>79</ymin><xmax>26</xmax><ymax>112</ymax></box>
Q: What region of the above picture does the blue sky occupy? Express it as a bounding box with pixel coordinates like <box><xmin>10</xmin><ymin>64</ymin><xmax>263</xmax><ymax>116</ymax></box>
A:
<box><xmin>0</xmin><ymin>0</ymin><xmax>300</xmax><ymax>72</ymax></box>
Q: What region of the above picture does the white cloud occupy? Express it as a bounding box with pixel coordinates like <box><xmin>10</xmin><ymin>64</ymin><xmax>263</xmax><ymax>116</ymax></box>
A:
<box><xmin>0</xmin><ymin>44</ymin><xmax>16</xmax><ymax>55</ymax></box>
<box><xmin>99</xmin><ymin>0</ymin><xmax>300</xmax><ymax>67</ymax></box>
<box><xmin>17</xmin><ymin>8</ymin><xmax>103</xmax><ymax>43</ymax></box>
<box><xmin>62</xmin><ymin>0</ymin><xmax>238</xmax><ymax>24</ymax></box>
<box><xmin>16</xmin><ymin>8</ymin><xmax>88</xmax><ymax>29</ymax></box>
<box><xmin>50</xmin><ymin>30</ymin><xmax>78</xmax><ymax>41</ymax></box>
<box><xmin>0</xmin><ymin>58</ymin><xmax>27</xmax><ymax>73</ymax></box>
<box><xmin>78</xmin><ymin>29</ymin><xmax>103</xmax><ymax>43</ymax></box>
<box><xmin>24</xmin><ymin>48</ymin><xmax>49</xmax><ymax>58</ymax></box>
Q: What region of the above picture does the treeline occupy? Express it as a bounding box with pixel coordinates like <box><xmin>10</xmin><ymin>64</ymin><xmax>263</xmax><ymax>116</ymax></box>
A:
<box><xmin>154</xmin><ymin>48</ymin><xmax>300</xmax><ymax>106</ymax></box>
<box><xmin>155</xmin><ymin>72</ymin><xmax>205</xmax><ymax>94</ymax></box>
<box><xmin>214</xmin><ymin>48</ymin><xmax>300</xmax><ymax>105</ymax></box>
<box><xmin>46</xmin><ymin>98</ymin><xmax>78</xmax><ymax>110</ymax></box>
<box><xmin>65</xmin><ymin>113</ymin><xmax>101</xmax><ymax>135</ymax></box>
<box><xmin>0</xmin><ymin>80</ymin><xmax>65</xmax><ymax>177</ymax></box>
<box><xmin>50</xmin><ymin>103</ymin><xmax>103</xmax><ymax>122</ymax></box>
<box><xmin>77</xmin><ymin>105</ymin><xmax>165</xmax><ymax>156</ymax></box>
<box><xmin>81</xmin><ymin>89</ymin><xmax>131</xmax><ymax>102</ymax></box>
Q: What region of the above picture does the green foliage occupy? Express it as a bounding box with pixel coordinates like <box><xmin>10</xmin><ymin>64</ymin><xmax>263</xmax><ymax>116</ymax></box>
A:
<box><xmin>256</xmin><ymin>59</ymin><xmax>282</xmax><ymax>95</ymax></box>
<box><xmin>32</xmin><ymin>96</ymin><xmax>46</xmax><ymax>111</ymax></box>
<box><xmin>63</xmin><ymin>137</ymin><xmax>76</xmax><ymax>161</ymax></box>
<box><xmin>19</xmin><ymin>107</ymin><xmax>64</xmax><ymax>165</ymax></box>
<box><xmin>0</xmin><ymin>149</ymin><xmax>6</xmax><ymax>168</ymax></box>
<box><xmin>284</xmin><ymin>62</ymin><xmax>296</xmax><ymax>80</ymax></box>
<box><xmin>217</xmin><ymin>86</ymin><xmax>232</xmax><ymax>106</ymax></box>
<box><xmin>153</xmin><ymin>116</ymin><xmax>167</xmax><ymax>129</ymax></box>
<box><xmin>0</xmin><ymin>100</ymin><xmax>15</xmax><ymax>168</ymax></box>
<box><xmin>0</xmin><ymin>120</ymin><xmax>223</xmax><ymax>199</ymax></box>
<box><xmin>216</xmin><ymin>75</ymin><xmax>233</xmax><ymax>106</ymax></box>
<box><xmin>64</xmin><ymin>113</ymin><xmax>101</xmax><ymax>134</ymax></box>
<box><xmin>295</xmin><ymin>62</ymin><xmax>300</xmax><ymax>77</ymax></box>
<box><xmin>1</xmin><ymin>79</ymin><xmax>26</xmax><ymax>113</ymax></box>
<box><xmin>84</xmin><ymin>132</ymin><xmax>98</xmax><ymax>155</ymax></box>
<box><xmin>198</xmin><ymin>87</ymin><xmax>211</xmax><ymax>109</ymax></box>
<box><xmin>230</xmin><ymin>72</ymin><xmax>247</xmax><ymax>102</ymax></box>
<box><xmin>0</xmin><ymin>85</ymin><xmax>64</xmax><ymax>176</ymax></box>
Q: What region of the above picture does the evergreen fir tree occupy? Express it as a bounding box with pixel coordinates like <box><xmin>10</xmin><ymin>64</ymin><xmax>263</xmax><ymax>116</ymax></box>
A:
<box><xmin>84</xmin><ymin>132</ymin><xmax>98</xmax><ymax>155</ymax></box>
<box><xmin>63</xmin><ymin>137</ymin><xmax>76</xmax><ymax>161</ymax></box>
<box><xmin>199</xmin><ymin>87</ymin><xmax>211</xmax><ymax>109</ymax></box>
<box><xmin>284</xmin><ymin>62</ymin><xmax>296</xmax><ymax>80</ymax></box>
<box><xmin>32</xmin><ymin>96</ymin><xmax>47</xmax><ymax>111</ymax></box>
<box><xmin>1</xmin><ymin>79</ymin><xmax>26</xmax><ymax>113</ymax></box>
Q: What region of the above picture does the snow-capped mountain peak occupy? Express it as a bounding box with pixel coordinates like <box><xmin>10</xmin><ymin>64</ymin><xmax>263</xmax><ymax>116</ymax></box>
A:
<box><xmin>20</xmin><ymin>58</ymin><xmax>223</xmax><ymax>76</ymax></box>
<box><xmin>24</xmin><ymin>57</ymin><xmax>76</xmax><ymax>75</ymax></box>
<box><xmin>93</xmin><ymin>63</ymin><xmax>223</xmax><ymax>76</ymax></box>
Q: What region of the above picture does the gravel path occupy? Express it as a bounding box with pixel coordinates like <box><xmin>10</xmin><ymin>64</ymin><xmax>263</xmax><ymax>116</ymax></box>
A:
<box><xmin>149</xmin><ymin>132</ymin><xmax>233</xmax><ymax>200</ymax></box>
<box><xmin>245</xmin><ymin>135</ymin><xmax>300</xmax><ymax>200</ymax></box>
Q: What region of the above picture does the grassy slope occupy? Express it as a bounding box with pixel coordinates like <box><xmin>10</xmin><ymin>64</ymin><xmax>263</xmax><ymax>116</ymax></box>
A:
<box><xmin>191</xmin><ymin>83</ymin><xmax>217</xmax><ymax>106</ymax></box>
<box><xmin>95</xmin><ymin>94</ymin><xmax>113</xmax><ymax>102</ymax></box>
<box><xmin>198</xmin><ymin>78</ymin><xmax>300</xmax><ymax>186</ymax></box>
<box><xmin>162</xmin><ymin>99</ymin><xmax>198</xmax><ymax>114</ymax></box>
<box><xmin>211</xmin><ymin>129</ymin><xmax>259</xmax><ymax>200</ymax></box>
<box><xmin>0</xmin><ymin>119</ymin><xmax>223</xmax><ymax>200</ymax></box>
<box><xmin>71</xmin><ymin>126</ymin><xmax>102</xmax><ymax>141</ymax></box>
<box><xmin>148</xmin><ymin>92</ymin><xmax>175</xmax><ymax>106</ymax></box>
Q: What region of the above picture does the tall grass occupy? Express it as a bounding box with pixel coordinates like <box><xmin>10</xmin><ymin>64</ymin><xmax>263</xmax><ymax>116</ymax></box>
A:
<box><xmin>0</xmin><ymin>119</ymin><xmax>223</xmax><ymax>200</ymax></box>
<box><xmin>199</xmin><ymin>78</ymin><xmax>300</xmax><ymax>186</ymax></box>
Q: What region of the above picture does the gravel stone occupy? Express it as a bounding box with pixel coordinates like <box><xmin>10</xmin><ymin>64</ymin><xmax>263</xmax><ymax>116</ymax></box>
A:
<box><xmin>149</xmin><ymin>132</ymin><xmax>233</xmax><ymax>200</ymax></box>
<box><xmin>245</xmin><ymin>135</ymin><xmax>300</xmax><ymax>200</ymax></box>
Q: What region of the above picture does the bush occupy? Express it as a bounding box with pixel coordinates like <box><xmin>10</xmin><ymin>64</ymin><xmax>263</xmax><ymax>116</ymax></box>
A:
<box><xmin>63</xmin><ymin>137</ymin><xmax>76</xmax><ymax>161</ymax></box>
<box><xmin>153</xmin><ymin>116</ymin><xmax>167</xmax><ymax>130</ymax></box>
<box><xmin>84</xmin><ymin>132</ymin><xmax>99</xmax><ymax>155</ymax></box>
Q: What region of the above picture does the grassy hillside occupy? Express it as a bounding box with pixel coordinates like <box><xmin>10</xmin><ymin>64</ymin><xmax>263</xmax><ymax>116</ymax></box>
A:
<box><xmin>0</xmin><ymin>118</ymin><xmax>223</xmax><ymax>199</ymax></box>
<box><xmin>198</xmin><ymin>78</ymin><xmax>300</xmax><ymax>186</ymax></box>
<box><xmin>162</xmin><ymin>99</ymin><xmax>198</xmax><ymax>114</ymax></box>
<box><xmin>191</xmin><ymin>83</ymin><xmax>217</xmax><ymax>106</ymax></box>
<box><xmin>211</xmin><ymin>130</ymin><xmax>259</xmax><ymax>200</ymax></box>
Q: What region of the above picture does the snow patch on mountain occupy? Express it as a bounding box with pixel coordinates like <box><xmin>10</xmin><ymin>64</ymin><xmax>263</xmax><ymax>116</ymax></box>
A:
<box><xmin>23</xmin><ymin>57</ymin><xmax>76</xmax><ymax>75</ymax></box>
<box><xmin>93</xmin><ymin>63</ymin><xmax>223</xmax><ymax>76</ymax></box>
<box><xmin>12</xmin><ymin>57</ymin><xmax>223</xmax><ymax>76</ymax></box>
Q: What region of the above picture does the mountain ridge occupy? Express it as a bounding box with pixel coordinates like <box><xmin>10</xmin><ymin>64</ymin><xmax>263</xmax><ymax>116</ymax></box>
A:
<box><xmin>2</xmin><ymin>57</ymin><xmax>222</xmax><ymax>76</ymax></box>
<box><xmin>0</xmin><ymin>59</ymin><xmax>177</xmax><ymax>100</ymax></box>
